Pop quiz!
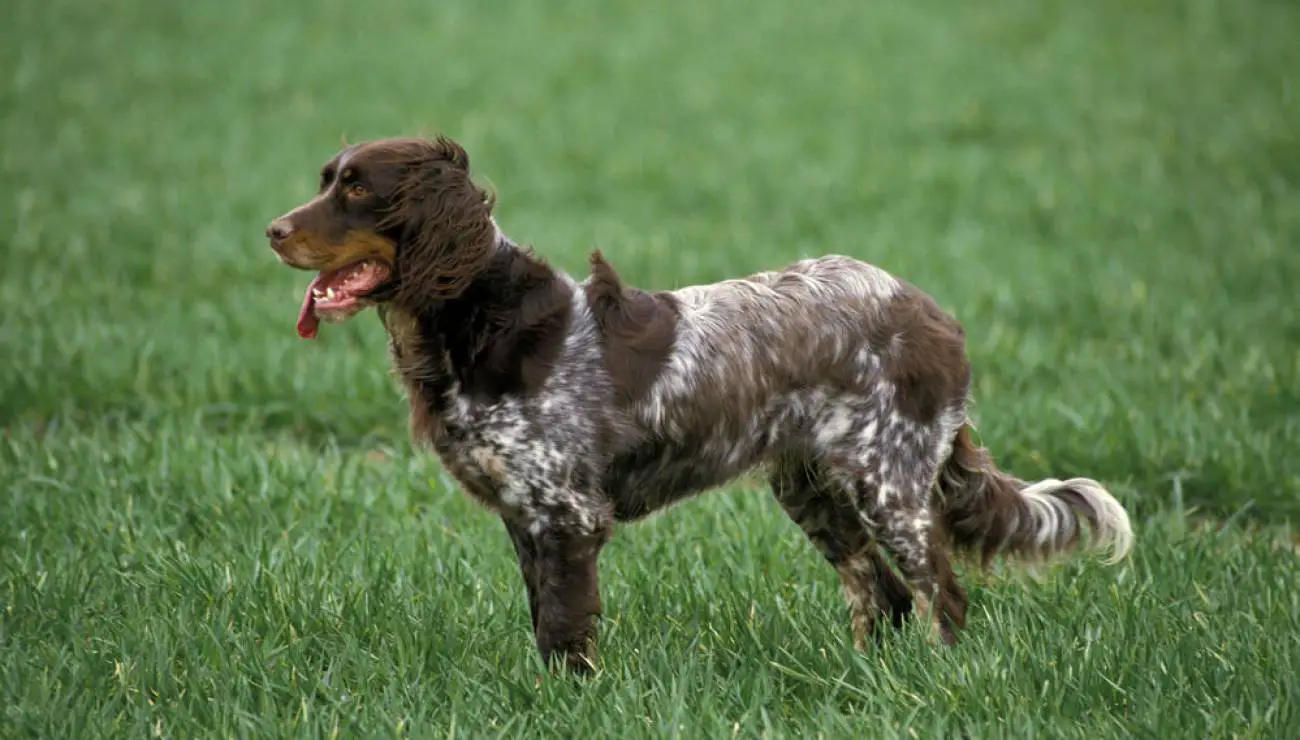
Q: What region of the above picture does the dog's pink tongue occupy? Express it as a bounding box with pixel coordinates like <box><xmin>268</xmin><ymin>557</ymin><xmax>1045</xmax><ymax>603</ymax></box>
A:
<box><xmin>296</xmin><ymin>276</ymin><xmax>322</xmax><ymax>340</ymax></box>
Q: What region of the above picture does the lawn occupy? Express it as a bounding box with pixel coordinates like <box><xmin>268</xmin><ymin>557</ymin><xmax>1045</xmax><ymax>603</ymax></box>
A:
<box><xmin>3</xmin><ymin>0</ymin><xmax>1299</xmax><ymax>736</ymax></box>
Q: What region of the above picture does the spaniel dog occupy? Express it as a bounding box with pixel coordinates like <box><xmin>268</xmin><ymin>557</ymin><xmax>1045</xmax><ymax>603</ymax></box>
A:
<box><xmin>266</xmin><ymin>136</ymin><xmax>1134</xmax><ymax>675</ymax></box>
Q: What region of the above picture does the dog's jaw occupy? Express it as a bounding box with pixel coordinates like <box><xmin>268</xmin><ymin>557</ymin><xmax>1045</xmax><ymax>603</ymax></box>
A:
<box><xmin>295</xmin><ymin>259</ymin><xmax>393</xmax><ymax>339</ymax></box>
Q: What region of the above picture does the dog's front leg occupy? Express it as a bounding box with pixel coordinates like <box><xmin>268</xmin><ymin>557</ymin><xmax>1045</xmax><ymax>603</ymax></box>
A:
<box><xmin>503</xmin><ymin>518</ymin><xmax>540</xmax><ymax>632</ymax></box>
<box><xmin>515</xmin><ymin>499</ymin><xmax>611</xmax><ymax>677</ymax></box>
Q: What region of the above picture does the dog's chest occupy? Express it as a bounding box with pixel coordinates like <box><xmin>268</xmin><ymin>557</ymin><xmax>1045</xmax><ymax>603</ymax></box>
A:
<box><xmin>377</xmin><ymin>304</ymin><xmax>605</xmax><ymax>514</ymax></box>
<box><xmin>431</xmin><ymin>422</ymin><xmax>515</xmax><ymax>509</ymax></box>
<box><xmin>433</xmin><ymin>398</ymin><xmax>587</xmax><ymax>516</ymax></box>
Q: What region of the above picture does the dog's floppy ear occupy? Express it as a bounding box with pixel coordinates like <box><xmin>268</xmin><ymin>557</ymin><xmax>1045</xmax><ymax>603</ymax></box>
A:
<box><xmin>382</xmin><ymin>136</ymin><xmax>498</xmax><ymax>307</ymax></box>
<box><xmin>433</xmin><ymin>134</ymin><xmax>472</xmax><ymax>172</ymax></box>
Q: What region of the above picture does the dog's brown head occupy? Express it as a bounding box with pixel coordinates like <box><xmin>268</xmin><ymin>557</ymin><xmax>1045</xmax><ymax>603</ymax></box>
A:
<box><xmin>266</xmin><ymin>136</ymin><xmax>498</xmax><ymax>339</ymax></box>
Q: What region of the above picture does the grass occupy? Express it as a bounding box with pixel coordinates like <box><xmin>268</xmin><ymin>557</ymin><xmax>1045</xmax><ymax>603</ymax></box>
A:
<box><xmin>2</xmin><ymin>0</ymin><xmax>1298</xmax><ymax>736</ymax></box>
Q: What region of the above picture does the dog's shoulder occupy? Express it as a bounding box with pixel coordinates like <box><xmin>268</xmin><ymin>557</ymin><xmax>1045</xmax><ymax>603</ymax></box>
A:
<box><xmin>581</xmin><ymin>250</ymin><xmax>681</xmax><ymax>406</ymax></box>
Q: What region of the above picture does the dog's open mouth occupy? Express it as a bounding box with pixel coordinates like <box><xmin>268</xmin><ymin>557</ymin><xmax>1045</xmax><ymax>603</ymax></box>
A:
<box><xmin>296</xmin><ymin>259</ymin><xmax>392</xmax><ymax>339</ymax></box>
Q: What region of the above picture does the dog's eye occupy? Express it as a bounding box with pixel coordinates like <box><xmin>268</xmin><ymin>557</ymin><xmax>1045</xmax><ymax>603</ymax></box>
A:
<box><xmin>346</xmin><ymin>183</ymin><xmax>369</xmax><ymax>199</ymax></box>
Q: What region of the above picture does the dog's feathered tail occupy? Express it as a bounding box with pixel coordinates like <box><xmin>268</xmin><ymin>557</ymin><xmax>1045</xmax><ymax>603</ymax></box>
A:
<box><xmin>936</xmin><ymin>424</ymin><xmax>1134</xmax><ymax>568</ymax></box>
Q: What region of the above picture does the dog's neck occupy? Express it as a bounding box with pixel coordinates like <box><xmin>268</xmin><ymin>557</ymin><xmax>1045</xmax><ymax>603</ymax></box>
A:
<box><xmin>489</xmin><ymin>216</ymin><xmax>513</xmax><ymax>249</ymax></box>
<box><xmin>383</xmin><ymin>224</ymin><xmax>575</xmax><ymax>408</ymax></box>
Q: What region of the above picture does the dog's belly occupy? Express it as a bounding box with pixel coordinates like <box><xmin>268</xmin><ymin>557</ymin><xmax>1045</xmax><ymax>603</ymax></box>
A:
<box><xmin>602</xmin><ymin>435</ymin><xmax>769</xmax><ymax>521</ymax></box>
<box><xmin>603</xmin><ymin>382</ymin><xmax>896</xmax><ymax>521</ymax></box>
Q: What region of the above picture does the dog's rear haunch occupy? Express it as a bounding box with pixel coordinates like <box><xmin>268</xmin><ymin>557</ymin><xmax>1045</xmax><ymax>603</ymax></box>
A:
<box><xmin>265</xmin><ymin>136</ymin><xmax>1134</xmax><ymax>675</ymax></box>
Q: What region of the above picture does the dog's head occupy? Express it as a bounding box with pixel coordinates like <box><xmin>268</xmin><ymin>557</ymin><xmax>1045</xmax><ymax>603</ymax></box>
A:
<box><xmin>266</xmin><ymin>136</ymin><xmax>498</xmax><ymax>339</ymax></box>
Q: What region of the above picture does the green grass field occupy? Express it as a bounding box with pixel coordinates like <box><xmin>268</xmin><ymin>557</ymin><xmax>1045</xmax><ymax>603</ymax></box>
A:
<box><xmin>3</xmin><ymin>0</ymin><xmax>1299</xmax><ymax>736</ymax></box>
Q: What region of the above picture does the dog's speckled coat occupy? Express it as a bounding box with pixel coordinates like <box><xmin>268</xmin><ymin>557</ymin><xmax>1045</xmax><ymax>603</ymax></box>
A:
<box><xmin>266</xmin><ymin>136</ymin><xmax>1134</xmax><ymax>674</ymax></box>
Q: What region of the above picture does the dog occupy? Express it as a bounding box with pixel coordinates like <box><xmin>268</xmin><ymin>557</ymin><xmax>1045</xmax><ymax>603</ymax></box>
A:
<box><xmin>265</xmin><ymin>135</ymin><xmax>1134</xmax><ymax>675</ymax></box>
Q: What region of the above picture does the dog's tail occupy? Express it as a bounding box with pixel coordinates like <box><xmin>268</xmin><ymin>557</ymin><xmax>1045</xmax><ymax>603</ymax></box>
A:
<box><xmin>936</xmin><ymin>424</ymin><xmax>1134</xmax><ymax>568</ymax></box>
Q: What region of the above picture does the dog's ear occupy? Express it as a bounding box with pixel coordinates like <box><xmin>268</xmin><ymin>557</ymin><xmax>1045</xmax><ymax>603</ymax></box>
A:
<box><xmin>382</xmin><ymin>137</ymin><xmax>498</xmax><ymax>306</ymax></box>
<box><xmin>432</xmin><ymin>135</ymin><xmax>472</xmax><ymax>173</ymax></box>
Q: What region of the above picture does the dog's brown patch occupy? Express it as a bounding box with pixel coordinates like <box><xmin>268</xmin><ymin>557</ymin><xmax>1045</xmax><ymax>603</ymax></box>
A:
<box><xmin>872</xmin><ymin>283</ymin><xmax>971</xmax><ymax>424</ymax></box>
<box><xmin>584</xmin><ymin>250</ymin><xmax>681</xmax><ymax>406</ymax></box>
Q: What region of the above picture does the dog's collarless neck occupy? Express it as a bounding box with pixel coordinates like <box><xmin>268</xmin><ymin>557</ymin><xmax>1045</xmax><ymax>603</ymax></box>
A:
<box><xmin>389</xmin><ymin>232</ymin><xmax>575</xmax><ymax>403</ymax></box>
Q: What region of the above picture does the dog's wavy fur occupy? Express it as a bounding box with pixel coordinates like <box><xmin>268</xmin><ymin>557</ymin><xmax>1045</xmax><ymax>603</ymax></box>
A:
<box><xmin>267</xmin><ymin>136</ymin><xmax>1135</xmax><ymax>674</ymax></box>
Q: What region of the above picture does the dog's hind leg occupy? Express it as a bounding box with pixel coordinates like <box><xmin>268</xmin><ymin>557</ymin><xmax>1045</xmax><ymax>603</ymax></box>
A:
<box><xmin>770</xmin><ymin>458</ymin><xmax>912</xmax><ymax>649</ymax></box>
<box><xmin>827</xmin><ymin>427</ymin><xmax>970</xmax><ymax>646</ymax></box>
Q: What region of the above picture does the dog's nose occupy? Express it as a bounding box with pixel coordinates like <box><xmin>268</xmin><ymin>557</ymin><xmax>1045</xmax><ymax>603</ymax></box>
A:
<box><xmin>266</xmin><ymin>219</ymin><xmax>293</xmax><ymax>242</ymax></box>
